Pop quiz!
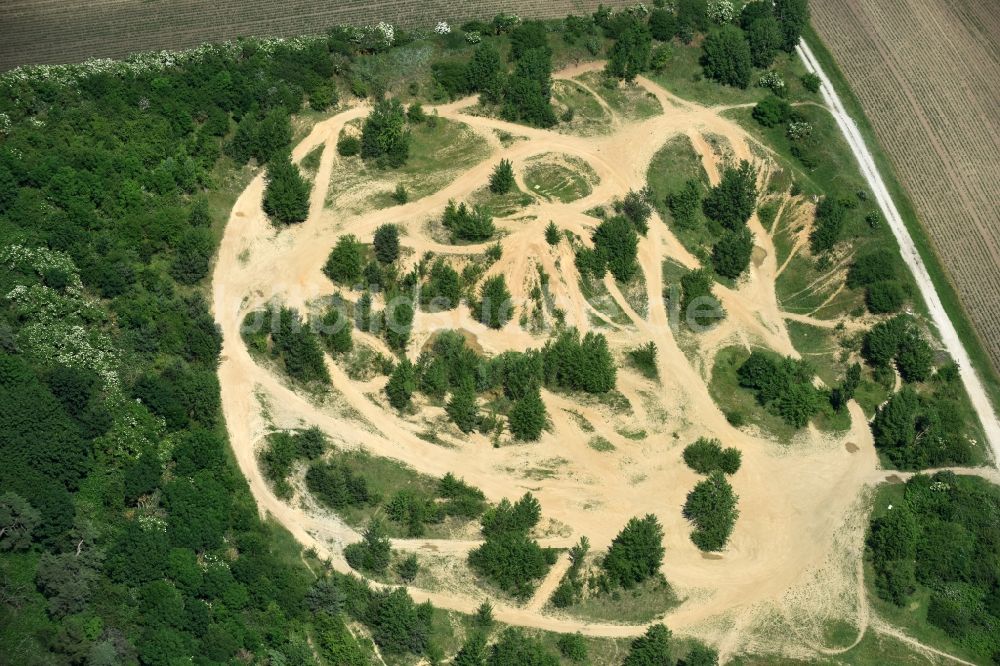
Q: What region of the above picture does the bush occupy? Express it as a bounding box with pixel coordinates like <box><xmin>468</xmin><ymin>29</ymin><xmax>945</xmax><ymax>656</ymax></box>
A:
<box><xmin>544</xmin><ymin>221</ymin><xmax>560</xmax><ymax>245</ymax></box>
<box><xmin>508</xmin><ymin>388</ymin><xmax>547</xmax><ymax>441</ymax></box>
<box><xmin>683</xmin><ymin>437</ymin><xmax>741</xmax><ymax>475</ymax></box>
<box><xmin>337</xmin><ymin>133</ymin><xmax>361</xmax><ymax>157</ymax></box>
<box><xmin>752</xmin><ymin>95</ymin><xmax>792</xmax><ymax>127</ymax></box>
<box><xmin>373</xmin><ymin>224</ymin><xmax>400</xmax><ymax>264</ymax></box>
<box><xmin>847</xmin><ymin>248</ymin><xmax>900</xmax><ymax>289</ymax></box>
<box><xmin>305</xmin><ymin>459</ymin><xmax>375</xmax><ymax>510</ymax></box>
<box><xmin>344</xmin><ymin>520</ymin><xmax>392</xmax><ymax>574</ymax></box>
<box><xmin>361</xmin><ymin>98</ymin><xmax>410</xmax><ymax>167</ymax></box>
<box><xmin>614</xmin><ymin>189</ymin><xmax>653</xmax><ymax>235</ymax></box>
<box><xmin>667</xmin><ymin>179</ymin><xmax>702</xmax><ymax>229</ymax></box>
<box><xmin>422</xmin><ymin>259</ymin><xmax>462</xmax><ymax>310</ymax></box>
<box><xmin>712</xmin><ymin>227</ymin><xmax>754</xmax><ymax>279</ymax></box>
<box><xmin>443</xmin><ymin>199</ymin><xmax>495</xmax><ymax>242</ymax></box>
<box><xmin>866</xmin><ymin>280</ymin><xmax>906</xmax><ymax>314</ymax></box>
<box><xmin>627</xmin><ymin>342</ymin><xmax>658</xmax><ymax>379</ymax></box>
<box><xmin>263</xmin><ymin>154</ymin><xmax>312</xmax><ymax>225</ymax></box>
<box><xmin>542</xmin><ymin>328</ymin><xmax>616</xmax><ymax>393</ymax></box>
<box><xmin>309</xmin><ymin>84</ymin><xmax>338</xmax><ymax>111</ymax></box>
<box><xmin>602</xmin><ymin>515</ymin><xmax>665</xmax><ymax>588</ymax></box>
<box><xmin>323</xmin><ymin>234</ymin><xmax>365</xmax><ymax>284</ymax></box>
<box><xmin>468</xmin><ymin>494</ymin><xmax>551</xmax><ymax>600</ymax></box>
<box><xmin>476</xmin><ymin>275</ymin><xmax>513</xmax><ymax>329</ymax></box>
<box><xmin>624</xmin><ymin>624</ymin><xmax>673</xmax><ymax>666</ymax></box>
<box><xmin>809</xmin><ymin>197</ymin><xmax>847</xmax><ymax>253</ymax></box>
<box><xmin>683</xmin><ymin>472</ymin><xmax>739</xmax><ymax>551</ymax></box>
<box><xmin>386</xmin><ymin>358</ymin><xmax>416</xmax><ymax>410</ymax></box>
<box><xmin>607</xmin><ymin>16</ymin><xmax>652</xmax><ymax>81</ymax></box>
<box><xmin>703</xmin><ymin>160</ymin><xmax>757</xmax><ymax>231</ymax></box>
<box><xmin>679</xmin><ymin>268</ymin><xmax>722</xmax><ymax>328</ymax></box>
<box><xmin>801</xmin><ymin>72</ymin><xmax>821</xmax><ymax>93</ymax></box>
<box><xmin>737</xmin><ymin>350</ymin><xmax>821</xmax><ymax>427</ymax></box>
<box><xmin>446</xmin><ymin>379</ymin><xmax>478</xmax><ymax>432</ymax></box>
<box><xmin>593</xmin><ymin>215</ymin><xmax>639</xmax><ymax>282</ymax></box>
<box><xmin>747</xmin><ymin>17</ymin><xmax>782</xmax><ymax>68</ymax></box>
<box><xmin>557</xmin><ymin>633</ymin><xmax>588</xmax><ymax>662</ymax></box>
<box><xmin>392</xmin><ymin>182</ymin><xmax>409</xmax><ymax>204</ymax></box>
<box><xmin>319</xmin><ymin>306</ymin><xmax>353</xmax><ymax>354</ymax></box>
<box><xmin>489</xmin><ymin>159</ymin><xmax>516</xmax><ymax>194</ymax></box>
<box><xmin>650</xmin><ymin>8</ymin><xmax>677</xmax><ymax>40</ymax></box>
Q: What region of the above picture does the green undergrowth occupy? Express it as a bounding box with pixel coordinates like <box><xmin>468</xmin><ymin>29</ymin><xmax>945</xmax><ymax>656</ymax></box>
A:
<box><xmin>802</xmin><ymin>25</ymin><xmax>1000</xmax><ymax>416</ymax></box>
<box><xmin>523</xmin><ymin>153</ymin><xmax>599</xmax><ymax>203</ymax></box>
<box><xmin>575</xmin><ymin>71</ymin><xmax>663</xmax><ymax>121</ymax></box>
<box><xmin>327</xmin><ymin>118</ymin><xmax>490</xmax><ymax>213</ymax></box>
<box><xmin>551</xmin><ymin>78</ymin><xmax>612</xmax><ymax>136</ymax></box>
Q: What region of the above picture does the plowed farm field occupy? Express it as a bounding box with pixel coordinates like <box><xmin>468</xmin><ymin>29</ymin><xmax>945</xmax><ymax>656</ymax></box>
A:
<box><xmin>811</xmin><ymin>0</ymin><xmax>1000</xmax><ymax>373</ymax></box>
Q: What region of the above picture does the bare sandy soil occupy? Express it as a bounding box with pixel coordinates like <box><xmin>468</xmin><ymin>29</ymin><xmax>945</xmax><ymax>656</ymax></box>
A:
<box><xmin>211</xmin><ymin>63</ymin><xmax>993</xmax><ymax>659</ymax></box>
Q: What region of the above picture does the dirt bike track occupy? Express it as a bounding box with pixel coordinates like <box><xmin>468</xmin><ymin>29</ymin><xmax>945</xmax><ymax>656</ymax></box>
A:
<box><xmin>212</xmin><ymin>60</ymin><xmax>996</xmax><ymax>660</ymax></box>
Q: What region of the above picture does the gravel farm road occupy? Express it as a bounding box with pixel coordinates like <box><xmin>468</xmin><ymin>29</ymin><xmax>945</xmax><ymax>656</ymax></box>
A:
<box><xmin>796</xmin><ymin>39</ymin><xmax>1000</xmax><ymax>465</ymax></box>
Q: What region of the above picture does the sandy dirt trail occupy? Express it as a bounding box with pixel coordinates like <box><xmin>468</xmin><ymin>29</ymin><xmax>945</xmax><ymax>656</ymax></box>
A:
<box><xmin>211</xmin><ymin>63</ymin><xmax>993</xmax><ymax>659</ymax></box>
<box><xmin>798</xmin><ymin>39</ymin><xmax>1000</xmax><ymax>462</ymax></box>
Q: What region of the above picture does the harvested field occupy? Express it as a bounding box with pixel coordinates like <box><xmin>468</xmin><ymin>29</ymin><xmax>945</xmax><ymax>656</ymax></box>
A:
<box><xmin>811</xmin><ymin>0</ymin><xmax>1000</xmax><ymax>374</ymax></box>
<box><xmin>0</xmin><ymin>0</ymin><xmax>638</xmax><ymax>70</ymax></box>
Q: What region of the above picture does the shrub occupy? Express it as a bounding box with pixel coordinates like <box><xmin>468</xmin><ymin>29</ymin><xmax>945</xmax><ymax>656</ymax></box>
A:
<box><xmin>683</xmin><ymin>437</ymin><xmax>741</xmax><ymax>474</ymax></box>
<box><xmin>395</xmin><ymin>553</ymin><xmax>419</xmax><ymax>582</ymax></box>
<box><xmin>752</xmin><ymin>95</ymin><xmax>791</xmax><ymax>127</ymax></box>
<box><xmin>373</xmin><ymin>224</ymin><xmax>400</xmax><ymax>264</ymax></box>
<box><xmin>542</xmin><ymin>328</ymin><xmax>616</xmax><ymax>393</ymax></box>
<box><xmin>476</xmin><ymin>275</ymin><xmax>513</xmax><ymax>329</ymax></box>
<box><xmin>703</xmin><ymin>160</ymin><xmax>758</xmax><ymax>230</ymax></box>
<box><xmin>422</xmin><ymin>259</ymin><xmax>462</xmax><ymax>310</ymax></box>
<box><xmin>442</xmin><ymin>199</ymin><xmax>495</xmax><ymax>242</ymax></box>
<box><xmin>866</xmin><ymin>280</ymin><xmax>906</xmax><ymax>314</ymax></box>
<box><xmin>468</xmin><ymin>494</ymin><xmax>551</xmax><ymax>600</ymax></box>
<box><xmin>263</xmin><ymin>154</ymin><xmax>312</xmax><ymax>225</ymax></box>
<box><xmin>508</xmin><ymin>387</ymin><xmax>547</xmax><ymax>441</ymax></box>
<box><xmin>392</xmin><ymin>182</ymin><xmax>409</xmax><ymax>204</ymax></box>
<box><xmin>593</xmin><ymin>215</ymin><xmax>639</xmax><ymax>282</ymax></box>
<box><xmin>323</xmin><ymin>235</ymin><xmax>365</xmax><ymax>284</ymax></box>
<box><xmin>667</xmin><ymin>179</ymin><xmax>702</xmax><ymax>229</ymax></box>
<box><xmin>446</xmin><ymin>379</ymin><xmax>478</xmax><ymax>432</ymax></box>
<box><xmin>683</xmin><ymin>472</ymin><xmax>739</xmax><ymax>551</ymax></box>
<box><xmin>801</xmin><ymin>72</ymin><xmax>821</xmax><ymax>93</ymax></box>
<box><xmin>337</xmin><ymin>133</ymin><xmax>361</xmax><ymax>157</ymax></box>
<box><xmin>544</xmin><ymin>221</ymin><xmax>560</xmax><ymax>245</ymax></box>
<box><xmin>737</xmin><ymin>350</ymin><xmax>822</xmax><ymax>427</ymax></box>
<box><xmin>319</xmin><ymin>306</ymin><xmax>353</xmax><ymax>354</ymax></box>
<box><xmin>602</xmin><ymin>515</ymin><xmax>666</xmax><ymax>588</ymax></box>
<box><xmin>489</xmin><ymin>159</ymin><xmax>516</xmax><ymax>194</ymax></box>
<box><xmin>809</xmin><ymin>196</ymin><xmax>847</xmax><ymax>253</ymax></box>
<box><xmin>309</xmin><ymin>84</ymin><xmax>338</xmax><ymax>111</ymax></box>
<box><xmin>361</xmin><ymin>98</ymin><xmax>410</xmax><ymax>167</ymax></box>
<box><xmin>712</xmin><ymin>227</ymin><xmax>754</xmax><ymax>278</ymax></box>
<box><xmin>385</xmin><ymin>358</ymin><xmax>416</xmax><ymax>410</ymax></box>
<box><xmin>649</xmin><ymin>8</ymin><xmax>677</xmax><ymax>40</ymax></box>
<box><xmin>627</xmin><ymin>342</ymin><xmax>658</xmax><ymax>379</ymax></box>
<box><xmin>305</xmin><ymin>459</ymin><xmax>374</xmax><ymax>510</ymax></box>
<box><xmin>679</xmin><ymin>268</ymin><xmax>722</xmax><ymax>328</ymax></box>
<box><xmin>624</xmin><ymin>624</ymin><xmax>672</xmax><ymax>666</ymax></box>
<box><xmin>747</xmin><ymin>17</ymin><xmax>782</xmax><ymax>68</ymax></box>
<box><xmin>847</xmin><ymin>248</ymin><xmax>900</xmax><ymax>288</ymax></box>
<box><xmin>557</xmin><ymin>633</ymin><xmax>588</xmax><ymax>663</ymax></box>
<box><xmin>607</xmin><ymin>16</ymin><xmax>652</xmax><ymax>82</ymax></box>
<box><xmin>614</xmin><ymin>189</ymin><xmax>653</xmax><ymax>235</ymax></box>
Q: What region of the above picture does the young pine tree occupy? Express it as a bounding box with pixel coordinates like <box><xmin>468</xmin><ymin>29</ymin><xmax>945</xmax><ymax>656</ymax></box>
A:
<box><xmin>262</xmin><ymin>153</ymin><xmax>312</xmax><ymax>225</ymax></box>
<box><xmin>489</xmin><ymin>158</ymin><xmax>516</xmax><ymax>194</ymax></box>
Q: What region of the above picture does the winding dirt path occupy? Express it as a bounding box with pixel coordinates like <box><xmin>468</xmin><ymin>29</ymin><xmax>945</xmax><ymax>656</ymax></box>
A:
<box><xmin>211</xmin><ymin>63</ymin><xmax>996</xmax><ymax>660</ymax></box>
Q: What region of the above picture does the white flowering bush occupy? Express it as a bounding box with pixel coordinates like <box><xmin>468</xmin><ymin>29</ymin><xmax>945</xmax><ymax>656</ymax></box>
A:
<box><xmin>787</xmin><ymin>121</ymin><xmax>813</xmax><ymax>141</ymax></box>
<box><xmin>708</xmin><ymin>0</ymin><xmax>735</xmax><ymax>23</ymax></box>
<box><xmin>466</xmin><ymin>31</ymin><xmax>482</xmax><ymax>44</ymax></box>
<box><xmin>434</xmin><ymin>21</ymin><xmax>451</xmax><ymax>35</ymax></box>
<box><xmin>0</xmin><ymin>112</ymin><xmax>10</xmax><ymax>136</ymax></box>
<box><xmin>1</xmin><ymin>244</ymin><xmax>164</xmax><ymax>458</ymax></box>
<box><xmin>758</xmin><ymin>71</ymin><xmax>786</xmax><ymax>94</ymax></box>
<box><xmin>493</xmin><ymin>14</ymin><xmax>522</xmax><ymax>33</ymax></box>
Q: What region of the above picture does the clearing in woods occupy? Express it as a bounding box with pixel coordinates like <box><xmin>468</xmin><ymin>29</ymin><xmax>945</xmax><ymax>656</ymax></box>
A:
<box><xmin>810</xmin><ymin>0</ymin><xmax>1000</xmax><ymax>391</ymax></box>
<box><xmin>212</xmin><ymin>62</ymin><xmax>992</xmax><ymax>661</ymax></box>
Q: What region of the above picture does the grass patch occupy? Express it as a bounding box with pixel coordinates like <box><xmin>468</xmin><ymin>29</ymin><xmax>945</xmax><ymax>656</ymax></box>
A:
<box><xmin>314</xmin><ymin>447</ymin><xmax>481</xmax><ymax>540</ymax></box>
<box><xmin>646</xmin><ymin>133</ymin><xmax>715</xmax><ymax>264</ymax></box>
<box><xmin>326</xmin><ymin>118</ymin><xmax>490</xmax><ymax>213</ymax></box>
<box><xmin>299</xmin><ymin>144</ymin><xmax>323</xmax><ymax>175</ymax></box>
<box><xmin>551</xmin><ymin>78</ymin><xmax>612</xmax><ymax>135</ymax></box>
<box><xmin>576</xmin><ymin>71</ymin><xmax>663</xmax><ymax>121</ymax></box>
<box><xmin>523</xmin><ymin>153</ymin><xmax>598</xmax><ymax>203</ymax></box>
<box><xmin>558</xmin><ymin>575</ymin><xmax>679</xmax><ymax>624</ymax></box>
<box><xmin>466</xmin><ymin>184</ymin><xmax>534</xmax><ymax>218</ymax></box>
<box><xmin>588</xmin><ymin>436</ymin><xmax>615</xmax><ymax>452</ymax></box>
<box><xmin>786</xmin><ymin>319</ymin><xmax>842</xmax><ymax>387</ymax></box>
<box><xmin>647</xmin><ymin>44</ymin><xmax>814</xmax><ymax>108</ymax></box>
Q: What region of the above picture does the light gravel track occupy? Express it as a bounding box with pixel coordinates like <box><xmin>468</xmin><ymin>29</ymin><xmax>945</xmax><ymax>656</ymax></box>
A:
<box><xmin>797</xmin><ymin>39</ymin><xmax>1000</xmax><ymax>464</ymax></box>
